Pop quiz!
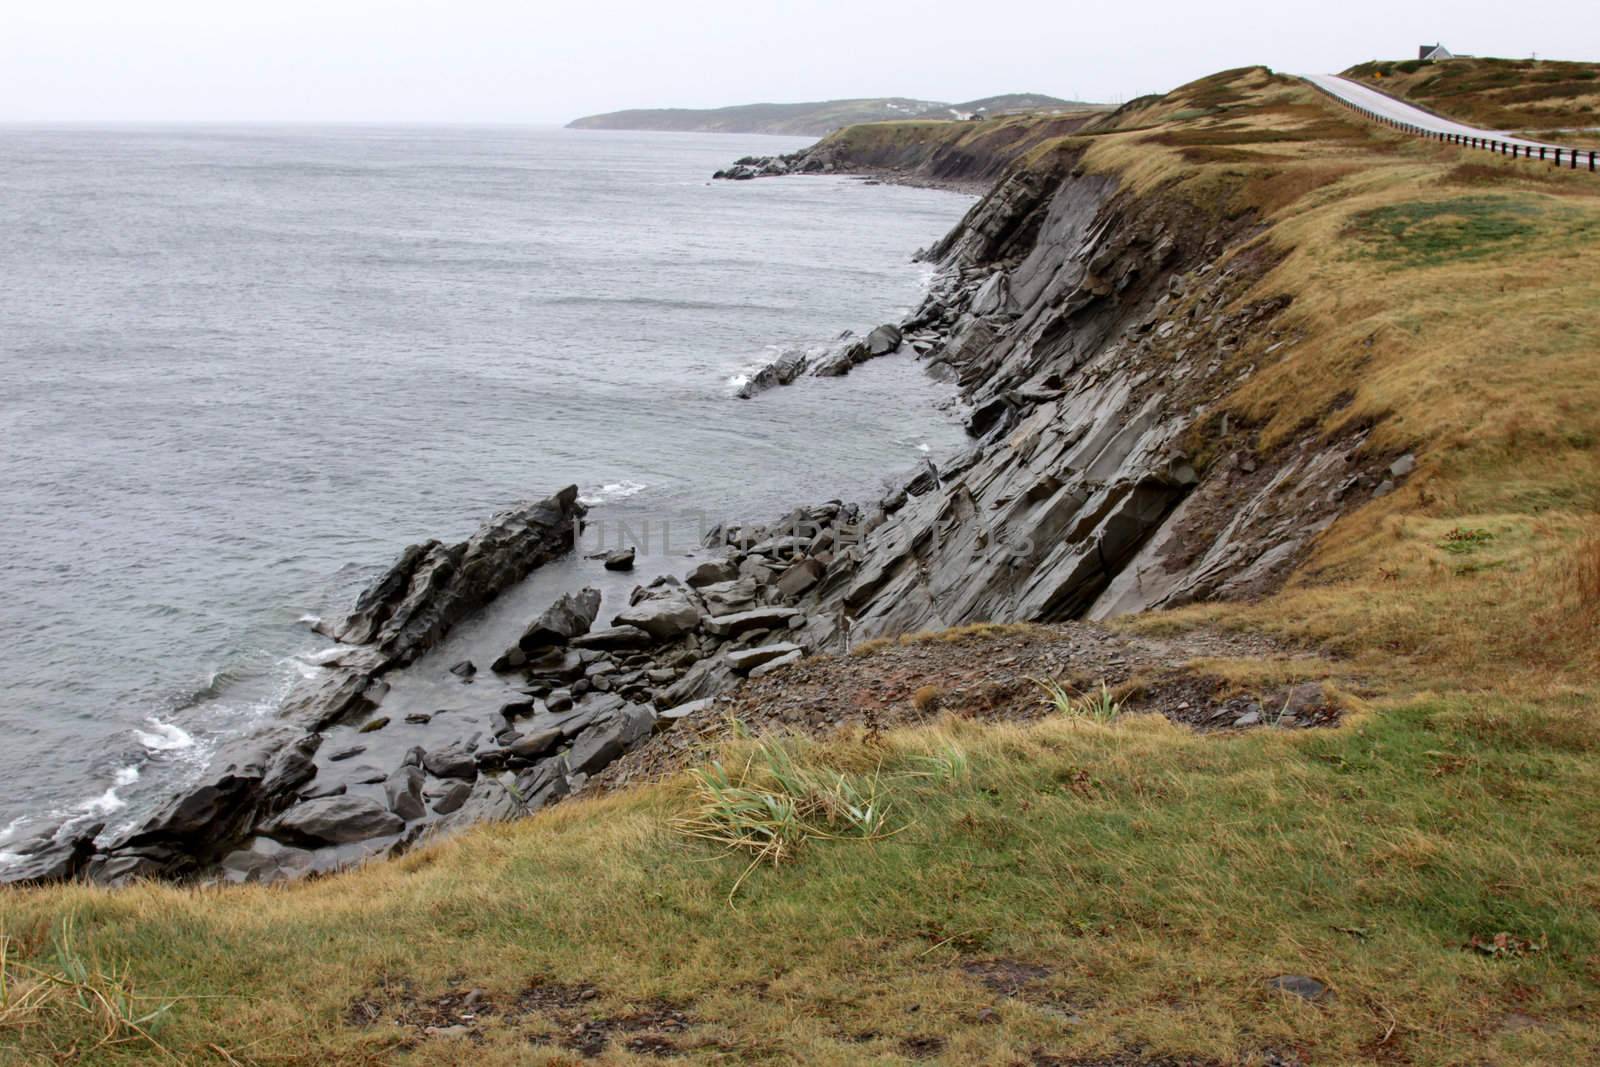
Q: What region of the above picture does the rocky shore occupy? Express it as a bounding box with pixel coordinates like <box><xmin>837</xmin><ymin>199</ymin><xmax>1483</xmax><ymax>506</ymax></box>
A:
<box><xmin>5</xmin><ymin>132</ymin><xmax>1415</xmax><ymax>889</ymax></box>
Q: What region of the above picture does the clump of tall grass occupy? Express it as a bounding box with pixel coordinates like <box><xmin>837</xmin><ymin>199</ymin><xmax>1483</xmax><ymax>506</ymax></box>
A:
<box><xmin>1</xmin><ymin>918</ymin><xmax>177</xmax><ymax>1058</ymax></box>
<box><xmin>898</xmin><ymin>739</ymin><xmax>971</xmax><ymax>786</ymax></box>
<box><xmin>1033</xmin><ymin>678</ymin><xmax>1123</xmax><ymax>722</ymax></box>
<box><xmin>673</xmin><ymin>737</ymin><xmax>896</xmax><ymax>902</ymax></box>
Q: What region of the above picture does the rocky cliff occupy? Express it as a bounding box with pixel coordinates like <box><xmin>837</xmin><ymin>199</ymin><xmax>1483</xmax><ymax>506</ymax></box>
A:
<box><xmin>4</xmin><ymin>73</ymin><xmax>1411</xmax><ymax>888</ymax></box>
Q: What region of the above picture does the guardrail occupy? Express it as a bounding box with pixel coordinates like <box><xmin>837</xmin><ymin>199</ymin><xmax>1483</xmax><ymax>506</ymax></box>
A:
<box><xmin>1306</xmin><ymin>79</ymin><xmax>1597</xmax><ymax>172</ymax></box>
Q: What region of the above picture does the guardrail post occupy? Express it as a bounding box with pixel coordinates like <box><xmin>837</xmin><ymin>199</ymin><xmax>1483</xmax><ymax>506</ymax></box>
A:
<box><xmin>1591</xmin><ymin>151</ymin><xmax>1596</xmax><ymax>172</ymax></box>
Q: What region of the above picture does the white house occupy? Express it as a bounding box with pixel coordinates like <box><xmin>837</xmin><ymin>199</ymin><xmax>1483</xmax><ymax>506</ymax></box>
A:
<box><xmin>1418</xmin><ymin>44</ymin><xmax>1455</xmax><ymax>61</ymax></box>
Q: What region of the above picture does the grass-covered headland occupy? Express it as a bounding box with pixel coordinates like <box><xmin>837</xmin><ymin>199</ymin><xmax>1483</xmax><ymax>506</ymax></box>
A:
<box><xmin>5</xmin><ymin>62</ymin><xmax>1600</xmax><ymax>1065</ymax></box>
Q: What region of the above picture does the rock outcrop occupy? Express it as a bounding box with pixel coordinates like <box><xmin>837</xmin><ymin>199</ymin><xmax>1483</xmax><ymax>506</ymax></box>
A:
<box><xmin>314</xmin><ymin>487</ymin><xmax>584</xmax><ymax>671</ymax></box>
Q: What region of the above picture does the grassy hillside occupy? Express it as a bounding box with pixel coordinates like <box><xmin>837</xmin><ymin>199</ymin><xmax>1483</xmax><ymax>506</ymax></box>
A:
<box><xmin>566</xmin><ymin>94</ymin><xmax>1084</xmax><ymax>136</ymax></box>
<box><xmin>1343</xmin><ymin>57</ymin><xmax>1600</xmax><ymax>146</ymax></box>
<box><xmin>6</xmin><ymin>66</ymin><xmax>1600</xmax><ymax>1065</ymax></box>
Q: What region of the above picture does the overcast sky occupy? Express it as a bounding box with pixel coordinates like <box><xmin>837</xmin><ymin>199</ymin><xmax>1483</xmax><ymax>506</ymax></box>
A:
<box><xmin>2</xmin><ymin>0</ymin><xmax>1593</xmax><ymax>123</ymax></box>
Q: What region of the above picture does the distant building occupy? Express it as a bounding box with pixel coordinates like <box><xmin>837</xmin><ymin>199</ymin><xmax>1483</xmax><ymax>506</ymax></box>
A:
<box><xmin>1418</xmin><ymin>44</ymin><xmax>1455</xmax><ymax>61</ymax></box>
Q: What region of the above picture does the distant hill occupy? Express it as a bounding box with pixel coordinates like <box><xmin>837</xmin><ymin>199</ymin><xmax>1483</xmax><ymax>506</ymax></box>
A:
<box><xmin>566</xmin><ymin>93</ymin><xmax>1087</xmax><ymax>136</ymax></box>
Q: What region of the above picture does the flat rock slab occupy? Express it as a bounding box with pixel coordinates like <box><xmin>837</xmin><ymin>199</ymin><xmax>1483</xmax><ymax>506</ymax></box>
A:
<box><xmin>749</xmin><ymin>649</ymin><xmax>803</xmax><ymax>678</ymax></box>
<box><xmin>570</xmin><ymin>625</ymin><xmax>653</xmax><ymax>651</ymax></box>
<box><xmin>726</xmin><ymin>642</ymin><xmax>802</xmax><ymax>673</ymax></box>
<box><xmin>703</xmin><ymin>607</ymin><xmax>802</xmax><ymax>638</ymax></box>
<box><xmin>659</xmin><ymin>697</ymin><xmax>714</xmax><ymax>721</ymax></box>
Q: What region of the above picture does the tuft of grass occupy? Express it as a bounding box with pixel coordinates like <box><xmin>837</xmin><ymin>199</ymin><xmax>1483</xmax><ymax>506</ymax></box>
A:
<box><xmin>1034</xmin><ymin>678</ymin><xmax>1123</xmax><ymax>722</ymax></box>
<box><xmin>0</xmin><ymin>919</ymin><xmax>179</xmax><ymax>1060</ymax></box>
<box><xmin>671</xmin><ymin>736</ymin><xmax>896</xmax><ymax>902</ymax></box>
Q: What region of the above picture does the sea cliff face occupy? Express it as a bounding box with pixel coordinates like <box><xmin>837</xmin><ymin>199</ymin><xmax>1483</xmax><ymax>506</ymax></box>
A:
<box><xmin>5</xmin><ymin>112</ymin><xmax>1407</xmax><ymax>888</ymax></box>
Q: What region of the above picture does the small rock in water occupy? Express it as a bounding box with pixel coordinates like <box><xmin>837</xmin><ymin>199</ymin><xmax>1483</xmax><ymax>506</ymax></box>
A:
<box><xmin>603</xmin><ymin>548</ymin><xmax>636</xmax><ymax>571</ymax></box>
<box><xmin>449</xmin><ymin>660</ymin><xmax>476</xmax><ymax>678</ymax></box>
<box><xmin>358</xmin><ymin>717</ymin><xmax>390</xmax><ymax>734</ymax></box>
<box><xmin>404</xmin><ymin>712</ymin><xmax>433</xmax><ymax>725</ymax></box>
<box><xmin>328</xmin><ymin>745</ymin><xmax>366</xmax><ymax>762</ymax></box>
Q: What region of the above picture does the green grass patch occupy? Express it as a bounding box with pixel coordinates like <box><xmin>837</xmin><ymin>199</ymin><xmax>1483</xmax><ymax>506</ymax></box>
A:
<box><xmin>1346</xmin><ymin>197</ymin><xmax>1541</xmax><ymax>266</ymax></box>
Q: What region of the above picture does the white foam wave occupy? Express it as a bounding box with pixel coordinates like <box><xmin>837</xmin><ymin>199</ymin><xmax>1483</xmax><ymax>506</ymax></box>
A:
<box><xmin>579</xmin><ymin>481</ymin><xmax>648</xmax><ymax>505</ymax></box>
<box><xmin>297</xmin><ymin>613</ymin><xmax>321</xmax><ymax>625</ymax></box>
<box><xmin>135</xmin><ymin>717</ymin><xmax>195</xmax><ymax>752</ymax></box>
<box><xmin>297</xmin><ymin>646</ymin><xmax>349</xmax><ymax>668</ymax></box>
<box><xmin>79</xmin><ymin>787</ymin><xmax>125</xmax><ymax>815</ymax></box>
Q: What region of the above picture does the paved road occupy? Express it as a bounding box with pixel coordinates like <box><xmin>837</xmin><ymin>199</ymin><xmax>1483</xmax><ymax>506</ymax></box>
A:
<box><xmin>1302</xmin><ymin>73</ymin><xmax>1565</xmax><ymax>151</ymax></box>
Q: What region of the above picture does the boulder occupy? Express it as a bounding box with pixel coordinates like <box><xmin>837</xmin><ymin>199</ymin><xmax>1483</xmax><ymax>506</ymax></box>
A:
<box><xmin>774</xmin><ymin>558</ymin><xmax>825</xmax><ymax>599</ymax></box>
<box><xmin>422</xmin><ymin>743</ymin><xmax>478</xmax><ymax>781</ymax></box>
<box><xmin>726</xmin><ymin>642</ymin><xmax>802</xmax><ymax>673</ymax></box>
<box><xmin>603</xmin><ymin>548</ymin><xmax>636</xmax><ymax>571</ymax></box>
<box><xmin>613</xmin><ymin>590</ymin><xmax>703</xmax><ymax>641</ymax></box>
<box><xmin>448</xmin><ymin>660</ymin><xmax>477</xmax><ymax>678</ymax></box>
<box><xmin>515</xmin><ymin>587</ymin><xmax>602</xmax><ymax>650</ymax></box>
<box><xmin>686</xmin><ymin>558</ymin><xmax>740</xmax><ymax>588</ymax></box>
<box><xmin>699</xmin><ymin>577</ymin><xmax>760</xmax><ymax>617</ymax></box>
<box><xmin>866</xmin><ymin>323</ymin><xmax>903</xmax><ymax>356</ymax></box>
<box><xmin>264</xmin><ymin>796</ymin><xmax>404</xmax><ymax>846</ymax></box>
<box><xmin>567</xmin><ymin>705</ymin><xmax>657</xmax><ymax>775</ymax></box>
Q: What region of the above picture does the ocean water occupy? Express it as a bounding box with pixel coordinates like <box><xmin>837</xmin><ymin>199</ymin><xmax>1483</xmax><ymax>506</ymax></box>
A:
<box><xmin>0</xmin><ymin>124</ymin><xmax>972</xmax><ymax>856</ymax></box>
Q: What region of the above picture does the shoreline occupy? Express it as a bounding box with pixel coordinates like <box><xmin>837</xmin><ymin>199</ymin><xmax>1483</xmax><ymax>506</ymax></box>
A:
<box><xmin>0</xmin><ymin>222</ymin><xmax>983</xmax><ymax>888</ymax></box>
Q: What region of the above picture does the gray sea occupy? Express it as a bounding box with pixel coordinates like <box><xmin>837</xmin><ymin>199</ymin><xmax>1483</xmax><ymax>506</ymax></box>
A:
<box><xmin>0</xmin><ymin>124</ymin><xmax>971</xmax><ymax>858</ymax></box>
